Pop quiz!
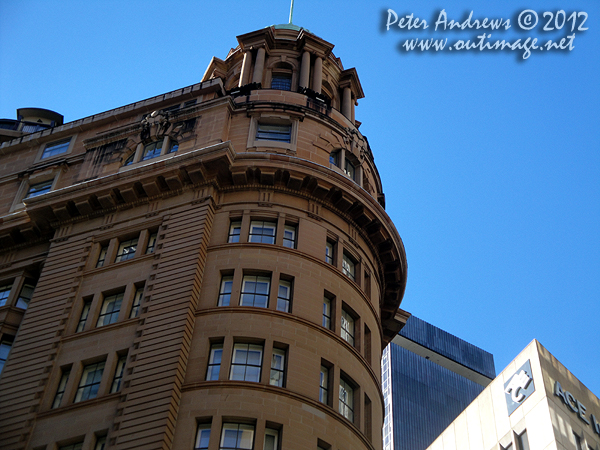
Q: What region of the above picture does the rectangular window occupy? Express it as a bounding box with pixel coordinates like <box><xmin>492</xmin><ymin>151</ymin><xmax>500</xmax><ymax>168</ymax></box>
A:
<box><xmin>142</xmin><ymin>141</ymin><xmax>163</xmax><ymax>161</ymax></box>
<box><xmin>41</xmin><ymin>138</ymin><xmax>71</xmax><ymax>159</ymax></box>
<box><xmin>26</xmin><ymin>179</ymin><xmax>53</xmax><ymax>198</ymax></box>
<box><xmin>364</xmin><ymin>394</ymin><xmax>372</xmax><ymax>442</ymax></box>
<box><xmin>256</xmin><ymin>123</ymin><xmax>291</xmax><ymax>143</ymax></box>
<box><xmin>96</xmin><ymin>245</ymin><xmax>108</xmax><ymax>268</ymax></box>
<box><xmin>146</xmin><ymin>232</ymin><xmax>157</xmax><ymax>254</ymax></box>
<box><xmin>517</xmin><ymin>430</ymin><xmax>530</xmax><ymax>450</ymax></box>
<box><xmin>249</xmin><ymin>220</ymin><xmax>276</xmax><ymax>244</ymax></box>
<box><xmin>97</xmin><ymin>292</ymin><xmax>123</xmax><ymax>327</ymax></box>
<box><xmin>264</xmin><ymin>428</ymin><xmax>279</xmax><ymax>450</ymax></box>
<box><xmin>574</xmin><ymin>433</ymin><xmax>583</xmax><ymax>450</ymax></box>
<box><xmin>270</xmin><ymin>348</ymin><xmax>286</xmax><ymax>387</ymax></box>
<box><xmin>77</xmin><ymin>299</ymin><xmax>92</xmax><ymax>332</ymax></box>
<box><xmin>218</xmin><ymin>276</ymin><xmax>234</xmax><ymax>307</ymax></box>
<box><xmin>283</xmin><ymin>225</ymin><xmax>297</xmax><ymax>249</ymax></box>
<box><xmin>319</xmin><ymin>365</ymin><xmax>329</xmax><ymax>404</ymax></box>
<box><xmin>228</xmin><ymin>221</ymin><xmax>242</xmax><ymax>243</ymax></box>
<box><xmin>325</xmin><ymin>241</ymin><xmax>334</xmax><ymax>264</ymax></box>
<box><xmin>195</xmin><ymin>424</ymin><xmax>211</xmax><ymax>450</ymax></box>
<box><xmin>52</xmin><ymin>368</ymin><xmax>70</xmax><ymax>409</ymax></box>
<box><xmin>322</xmin><ymin>296</ymin><xmax>332</xmax><ymax>329</ymax></box>
<box><xmin>342</xmin><ymin>253</ymin><xmax>356</xmax><ymax>281</ymax></box>
<box><xmin>276</xmin><ymin>280</ymin><xmax>292</xmax><ymax>313</ymax></box>
<box><xmin>271</xmin><ymin>74</ymin><xmax>292</xmax><ymax>91</ymax></box>
<box><xmin>110</xmin><ymin>355</ymin><xmax>126</xmax><ymax>393</ymax></box>
<box><xmin>0</xmin><ymin>284</ymin><xmax>12</xmax><ymax>307</ymax></box>
<box><xmin>364</xmin><ymin>325</ymin><xmax>371</xmax><ymax>365</ymax></box>
<box><xmin>94</xmin><ymin>435</ymin><xmax>107</xmax><ymax>450</ymax></box>
<box><xmin>344</xmin><ymin>158</ymin><xmax>356</xmax><ymax>180</ymax></box>
<box><xmin>220</xmin><ymin>423</ymin><xmax>255</xmax><ymax>450</ymax></box>
<box><xmin>341</xmin><ymin>309</ymin><xmax>355</xmax><ymax>346</ymax></box>
<box><xmin>74</xmin><ymin>361</ymin><xmax>105</xmax><ymax>403</ymax></box>
<box><xmin>114</xmin><ymin>238</ymin><xmax>138</xmax><ymax>262</ymax></box>
<box><xmin>59</xmin><ymin>443</ymin><xmax>83</xmax><ymax>450</ymax></box>
<box><xmin>230</xmin><ymin>343</ymin><xmax>263</xmax><ymax>382</ymax></box>
<box><xmin>0</xmin><ymin>338</ymin><xmax>12</xmax><ymax>373</ymax></box>
<box><xmin>206</xmin><ymin>343</ymin><xmax>223</xmax><ymax>381</ymax></box>
<box><xmin>240</xmin><ymin>275</ymin><xmax>270</xmax><ymax>308</ymax></box>
<box><xmin>339</xmin><ymin>377</ymin><xmax>354</xmax><ymax>422</ymax></box>
<box><xmin>129</xmin><ymin>287</ymin><xmax>144</xmax><ymax>318</ymax></box>
<box><xmin>15</xmin><ymin>282</ymin><xmax>35</xmax><ymax>309</ymax></box>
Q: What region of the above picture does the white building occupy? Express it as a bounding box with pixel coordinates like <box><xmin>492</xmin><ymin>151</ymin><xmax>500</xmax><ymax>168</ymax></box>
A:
<box><xmin>426</xmin><ymin>340</ymin><xmax>600</xmax><ymax>450</ymax></box>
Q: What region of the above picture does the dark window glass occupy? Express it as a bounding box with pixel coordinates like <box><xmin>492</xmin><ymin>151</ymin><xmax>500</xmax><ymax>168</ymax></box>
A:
<box><xmin>142</xmin><ymin>141</ymin><xmax>163</xmax><ymax>160</ymax></box>
<box><xmin>97</xmin><ymin>292</ymin><xmax>123</xmax><ymax>327</ymax></box>
<box><xmin>115</xmin><ymin>238</ymin><xmax>138</xmax><ymax>262</ymax></box>
<box><xmin>256</xmin><ymin>124</ymin><xmax>291</xmax><ymax>143</ymax></box>
<box><xmin>271</xmin><ymin>74</ymin><xmax>292</xmax><ymax>91</ymax></box>
<box><xmin>52</xmin><ymin>369</ymin><xmax>70</xmax><ymax>408</ymax></box>
<box><xmin>283</xmin><ymin>225</ymin><xmax>296</xmax><ymax>249</ymax></box>
<box><xmin>129</xmin><ymin>287</ymin><xmax>144</xmax><ymax>318</ymax></box>
<box><xmin>77</xmin><ymin>300</ymin><xmax>92</xmax><ymax>332</ymax></box>
<box><xmin>16</xmin><ymin>283</ymin><xmax>35</xmax><ymax>309</ymax></box>
<box><xmin>270</xmin><ymin>348</ymin><xmax>285</xmax><ymax>387</ymax></box>
<box><xmin>228</xmin><ymin>221</ymin><xmax>241</xmax><ymax>243</ymax></box>
<box><xmin>276</xmin><ymin>280</ymin><xmax>291</xmax><ymax>313</ymax></box>
<box><xmin>217</xmin><ymin>276</ymin><xmax>233</xmax><ymax>306</ymax></box>
<box><xmin>0</xmin><ymin>285</ymin><xmax>12</xmax><ymax>307</ymax></box>
<box><xmin>110</xmin><ymin>355</ymin><xmax>127</xmax><ymax>393</ymax></box>
<box><xmin>220</xmin><ymin>423</ymin><xmax>254</xmax><ymax>450</ymax></box>
<box><xmin>74</xmin><ymin>361</ymin><xmax>105</xmax><ymax>403</ymax></box>
<box><xmin>206</xmin><ymin>343</ymin><xmax>223</xmax><ymax>381</ymax></box>
<box><xmin>26</xmin><ymin>179</ymin><xmax>53</xmax><ymax>198</ymax></box>
<box><xmin>41</xmin><ymin>138</ymin><xmax>70</xmax><ymax>159</ymax></box>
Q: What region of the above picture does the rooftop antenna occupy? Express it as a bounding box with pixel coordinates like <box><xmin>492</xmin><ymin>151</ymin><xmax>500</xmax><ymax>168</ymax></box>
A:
<box><xmin>289</xmin><ymin>0</ymin><xmax>295</xmax><ymax>24</ymax></box>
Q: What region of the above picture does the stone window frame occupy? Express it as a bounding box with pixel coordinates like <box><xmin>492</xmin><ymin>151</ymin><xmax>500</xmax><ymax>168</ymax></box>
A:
<box><xmin>10</xmin><ymin>167</ymin><xmax>62</xmax><ymax>212</ymax></box>
<box><xmin>0</xmin><ymin>273</ymin><xmax>37</xmax><ymax>310</ymax></box>
<box><xmin>120</xmin><ymin>135</ymin><xmax>179</xmax><ymax>170</ymax></box>
<box><xmin>72</xmin><ymin>283</ymin><xmax>143</xmax><ymax>334</ymax></box>
<box><xmin>247</xmin><ymin>113</ymin><xmax>299</xmax><ymax>153</ymax></box>
<box><xmin>35</xmin><ymin>134</ymin><xmax>77</xmax><ymax>162</ymax></box>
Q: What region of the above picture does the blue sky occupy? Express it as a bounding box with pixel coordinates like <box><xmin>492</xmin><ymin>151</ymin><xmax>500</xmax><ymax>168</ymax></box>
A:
<box><xmin>1</xmin><ymin>1</ymin><xmax>599</xmax><ymax>396</ymax></box>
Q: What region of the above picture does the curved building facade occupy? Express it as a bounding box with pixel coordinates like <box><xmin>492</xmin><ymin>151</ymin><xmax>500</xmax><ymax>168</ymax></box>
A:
<box><xmin>0</xmin><ymin>25</ymin><xmax>407</xmax><ymax>450</ymax></box>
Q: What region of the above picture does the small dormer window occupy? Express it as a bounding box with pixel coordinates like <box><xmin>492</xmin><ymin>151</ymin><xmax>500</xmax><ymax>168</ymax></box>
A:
<box><xmin>271</xmin><ymin>74</ymin><xmax>292</xmax><ymax>91</ymax></box>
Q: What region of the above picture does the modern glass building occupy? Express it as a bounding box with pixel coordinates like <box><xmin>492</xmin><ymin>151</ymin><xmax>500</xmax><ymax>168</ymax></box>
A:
<box><xmin>383</xmin><ymin>315</ymin><xmax>495</xmax><ymax>450</ymax></box>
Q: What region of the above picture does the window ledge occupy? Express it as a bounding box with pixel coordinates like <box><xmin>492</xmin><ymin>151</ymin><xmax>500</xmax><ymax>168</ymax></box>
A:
<box><xmin>37</xmin><ymin>391</ymin><xmax>121</xmax><ymax>417</ymax></box>
<box><xmin>62</xmin><ymin>316</ymin><xmax>139</xmax><ymax>342</ymax></box>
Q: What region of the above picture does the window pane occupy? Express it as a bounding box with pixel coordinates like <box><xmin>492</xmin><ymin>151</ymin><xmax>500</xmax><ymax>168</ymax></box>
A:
<box><xmin>319</xmin><ymin>366</ymin><xmax>329</xmax><ymax>403</ymax></box>
<box><xmin>96</xmin><ymin>245</ymin><xmax>108</xmax><ymax>268</ymax></box>
<box><xmin>339</xmin><ymin>378</ymin><xmax>354</xmax><ymax>422</ymax></box>
<box><xmin>325</xmin><ymin>241</ymin><xmax>334</xmax><ymax>264</ymax></box>
<box><xmin>230</xmin><ymin>343</ymin><xmax>263</xmax><ymax>382</ymax></box>
<box><xmin>322</xmin><ymin>297</ymin><xmax>331</xmax><ymax>329</ymax></box>
<box><xmin>270</xmin><ymin>349</ymin><xmax>285</xmax><ymax>387</ymax></box>
<box><xmin>283</xmin><ymin>225</ymin><xmax>296</xmax><ymax>249</ymax></box>
<box><xmin>41</xmin><ymin>139</ymin><xmax>70</xmax><ymax>159</ymax></box>
<box><xmin>518</xmin><ymin>430</ymin><xmax>530</xmax><ymax>450</ymax></box>
<box><xmin>130</xmin><ymin>287</ymin><xmax>144</xmax><ymax>318</ymax></box>
<box><xmin>52</xmin><ymin>369</ymin><xmax>70</xmax><ymax>409</ymax></box>
<box><xmin>220</xmin><ymin>423</ymin><xmax>254</xmax><ymax>450</ymax></box>
<box><xmin>74</xmin><ymin>361</ymin><xmax>105</xmax><ymax>403</ymax></box>
<box><xmin>77</xmin><ymin>300</ymin><xmax>92</xmax><ymax>332</ymax></box>
<box><xmin>111</xmin><ymin>355</ymin><xmax>127</xmax><ymax>393</ymax></box>
<box><xmin>206</xmin><ymin>343</ymin><xmax>223</xmax><ymax>381</ymax></box>
<box><xmin>240</xmin><ymin>275</ymin><xmax>270</xmax><ymax>308</ymax></box>
<box><xmin>0</xmin><ymin>340</ymin><xmax>12</xmax><ymax>373</ymax></box>
<box><xmin>271</xmin><ymin>74</ymin><xmax>292</xmax><ymax>90</ymax></box>
<box><xmin>0</xmin><ymin>285</ymin><xmax>12</xmax><ymax>307</ymax></box>
<box><xmin>16</xmin><ymin>283</ymin><xmax>35</xmax><ymax>309</ymax></box>
<box><xmin>146</xmin><ymin>232</ymin><xmax>157</xmax><ymax>254</ymax></box>
<box><xmin>115</xmin><ymin>238</ymin><xmax>138</xmax><ymax>262</ymax></box>
<box><xmin>196</xmin><ymin>424</ymin><xmax>211</xmax><ymax>450</ymax></box>
<box><xmin>276</xmin><ymin>280</ymin><xmax>291</xmax><ymax>312</ymax></box>
<box><xmin>342</xmin><ymin>254</ymin><xmax>355</xmax><ymax>280</ymax></box>
<box><xmin>26</xmin><ymin>179</ymin><xmax>53</xmax><ymax>198</ymax></box>
<box><xmin>142</xmin><ymin>141</ymin><xmax>163</xmax><ymax>160</ymax></box>
<box><xmin>249</xmin><ymin>221</ymin><xmax>276</xmax><ymax>244</ymax></box>
<box><xmin>228</xmin><ymin>221</ymin><xmax>241</xmax><ymax>243</ymax></box>
<box><xmin>341</xmin><ymin>310</ymin><xmax>355</xmax><ymax>346</ymax></box>
<box><xmin>97</xmin><ymin>292</ymin><xmax>123</xmax><ymax>327</ymax></box>
<box><xmin>256</xmin><ymin>124</ymin><xmax>291</xmax><ymax>143</ymax></box>
<box><xmin>344</xmin><ymin>158</ymin><xmax>356</xmax><ymax>180</ymax></box>
<box><xmin>218</xmin><ymin>276</ymin><xmax>233</xmax><ymax>306</ymax></box>
<box><xmin>263</xmin><ymin>428</ymin><xmax>279</xmax><ymax>450</ymax></box>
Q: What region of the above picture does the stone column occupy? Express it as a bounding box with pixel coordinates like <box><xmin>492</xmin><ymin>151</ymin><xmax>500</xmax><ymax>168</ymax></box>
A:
<box><xmin>239</xmin><ymin>50</ymin><xmax>253</xmax><ymax>87</ymax></box>
<box><xmin>252</xmin><ymin>47</ymin><xmax>266</xmax><ymax>84</ymax></box>
<box><xmin>299</xmin><ymin>51</ymin><xmax>311</xmax><ymax>89</ymax></box>
<box><xmin>312</xmin><ymin>56</ymin><xmax>323</xmax><ymax>93</ymax></box>
<box><xmin>342</xmin><ymin>87</ymin><xmax>352</xmax><ymax>119</ymax></box>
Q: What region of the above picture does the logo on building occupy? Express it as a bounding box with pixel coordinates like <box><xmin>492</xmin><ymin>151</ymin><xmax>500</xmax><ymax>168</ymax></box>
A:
<box><xmin>504</xmin><ymin>360</ymin><xmax>535</xmax><ymax>415</ymax></box>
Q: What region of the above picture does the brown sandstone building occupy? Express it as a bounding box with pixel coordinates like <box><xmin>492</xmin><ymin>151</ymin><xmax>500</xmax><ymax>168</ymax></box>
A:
<box><xmin>0</xmin><ymin>24</ymin><xmax>407</xmax><ymax>450</ymax></box>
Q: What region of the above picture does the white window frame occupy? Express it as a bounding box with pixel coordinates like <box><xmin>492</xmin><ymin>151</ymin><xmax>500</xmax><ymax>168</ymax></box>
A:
<box><xmin>247</xmin><ymin>114</ymin><xmax>299</xmax><ymax>153</ymax></box>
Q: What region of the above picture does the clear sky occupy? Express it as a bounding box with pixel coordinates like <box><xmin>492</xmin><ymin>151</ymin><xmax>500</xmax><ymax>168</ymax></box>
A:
<box><xmin>1</xmin><ymin>1</ymin><xmax>599</xmax><ymax>396</ymax></box>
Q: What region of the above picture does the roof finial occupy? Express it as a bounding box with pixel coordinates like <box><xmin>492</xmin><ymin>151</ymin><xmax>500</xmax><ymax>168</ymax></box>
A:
<box><xmin>289</xmin><ymin>0</ymin><xmax>295</xmax><ymax>24</ymax></box>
